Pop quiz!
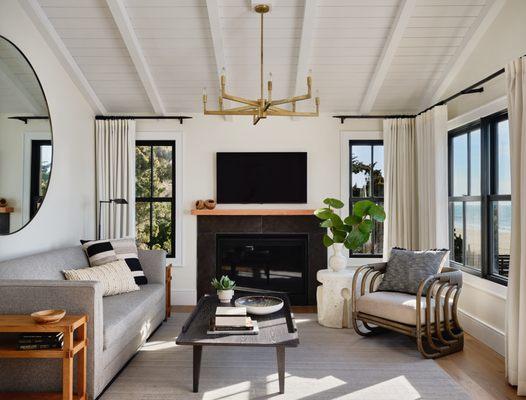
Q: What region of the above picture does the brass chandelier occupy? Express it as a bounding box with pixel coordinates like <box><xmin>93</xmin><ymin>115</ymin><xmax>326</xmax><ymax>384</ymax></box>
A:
<box><xmin>202</xmin><ymin>3</ymin><xmax>319</xmax><ymax>125</ymax></box>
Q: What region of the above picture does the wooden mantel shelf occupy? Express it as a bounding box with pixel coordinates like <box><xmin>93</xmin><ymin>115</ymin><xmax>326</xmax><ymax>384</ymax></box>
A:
<box><xmin>191</xmin><ymin>209</ymin><xmax>315</xmax><ymax>216</ymax></box>
<box><xmin>0</xmin><ymin>207</ymin><xmax>14</xmax><ymax>214</ymax></box>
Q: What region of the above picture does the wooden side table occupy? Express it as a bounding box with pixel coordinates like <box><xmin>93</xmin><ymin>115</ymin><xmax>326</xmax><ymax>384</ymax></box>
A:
<box><xmin>0</xmin><ymin>314</ymin><xmax>88</xmax><ymax>400</ymax></box>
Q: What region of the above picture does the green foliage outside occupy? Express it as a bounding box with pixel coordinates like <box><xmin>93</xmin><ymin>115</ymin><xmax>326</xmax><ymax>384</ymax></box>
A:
<box><xmin>136</xmin><ymin>145</ymin><xmax>174</xmax><ymax>255</ymax></box>
<box><xmin>314</xmin><ymin>198</ymin><xmax>386</xmax><ymax>251</ymax></box>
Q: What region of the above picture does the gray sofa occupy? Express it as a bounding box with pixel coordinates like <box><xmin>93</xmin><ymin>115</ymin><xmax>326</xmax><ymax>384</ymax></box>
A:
<box><xmin>0</xmin><ymin>245</ymin><xmax>167</xmax><ymax>399</ymax></box>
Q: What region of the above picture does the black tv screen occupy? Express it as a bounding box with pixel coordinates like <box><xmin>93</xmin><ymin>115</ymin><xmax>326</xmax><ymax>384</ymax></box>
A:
<box><xmin>216</xmin><ymin>152</ymin><xmax>307</xmax><ymax>204</ymax></box>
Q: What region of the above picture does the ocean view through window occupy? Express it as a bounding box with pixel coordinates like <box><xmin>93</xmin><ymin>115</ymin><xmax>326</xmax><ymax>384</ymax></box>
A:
<box><xmin>448</xmin><ymin>111</ymin><xmax>510</xmax><ymax>284</ymax></box>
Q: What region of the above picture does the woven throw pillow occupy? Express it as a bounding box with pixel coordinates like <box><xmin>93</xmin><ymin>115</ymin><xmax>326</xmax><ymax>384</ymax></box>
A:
<box><xmin>63</xmin><ymin>260</ymin><xmax>139</xmax><ymax>296</ymax></box>
<box><xmin>81</xmin><ymin>238</ymin><xmax>148</xmax><ymax>285</ymax></box>
<box><xmin>377</xmin><ymin>248</ymin><xmax>449</xmax><ymax>295</ymax></box>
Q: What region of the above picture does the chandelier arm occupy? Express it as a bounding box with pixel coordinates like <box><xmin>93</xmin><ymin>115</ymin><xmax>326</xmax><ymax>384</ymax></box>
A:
<box><xmin>221</xmin><ymin>92</ymin><xmax>259</xmax><ymax>107</ymax></box>
<box><xmin>204</xmin><ymin>109</ymin><xmax>258</xmax><ymax>116</ymax></box>
<box><xmin>267</xmin><ymin>108</ymin><xmax>319</xmax><ymax>117</ymax></box>
<box><xmin>270</xmin><ymin>93</ymin><xmax>312</xmax><ymax>107</ymax></box>
<box><xmin>216</xmin><ymin>105</ymin><xmax>257</xmax><ymax>113</ymax></box>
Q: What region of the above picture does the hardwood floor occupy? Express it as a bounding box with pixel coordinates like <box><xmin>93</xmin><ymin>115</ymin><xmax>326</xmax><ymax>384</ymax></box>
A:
<box><xmin>172</xmin><ymin>306</ymin><xmax>520</xmax><ymax>399</ymax></box>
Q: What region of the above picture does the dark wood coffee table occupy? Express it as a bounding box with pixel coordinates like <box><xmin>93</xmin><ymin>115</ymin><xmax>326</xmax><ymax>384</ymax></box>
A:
<box><xmin>176</xmin><ymin>292</ymin><xmax>299</xmax><ymax>394</ymax></box>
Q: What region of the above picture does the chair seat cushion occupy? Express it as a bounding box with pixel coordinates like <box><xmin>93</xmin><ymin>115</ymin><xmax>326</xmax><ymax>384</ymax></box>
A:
<box><xmin>103</xmin><ymin>284</ymin><xmax>163</xmax><ymax>349</ymax></box>
<box><xmin>356</xmin><ymin>291</ymin><xmax>452</xmax><ymax>326</ymax></box>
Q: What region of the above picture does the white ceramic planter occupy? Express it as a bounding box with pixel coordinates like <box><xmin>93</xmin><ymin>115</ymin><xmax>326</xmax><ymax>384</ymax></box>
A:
<box><xmin>217</xmin><ymin>289</ymin><xmax>234</xmax><ymax>303</ymax></box>
<box><xmin>329</xmin><ymin>243</ymin><xmax>347</xmax><ymax>272</ymax></box>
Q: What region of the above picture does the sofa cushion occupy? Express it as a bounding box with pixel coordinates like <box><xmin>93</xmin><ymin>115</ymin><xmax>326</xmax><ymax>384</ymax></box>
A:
<box><xmin>0</xmin><ymin>246</ymin><xmax>88</xmax><ymax>280</ymax></box>
<box><xmin>355</xmin><ymin>291</ymin><xmax>452</xmax><ymax>326</ymax></box>
<box><xmin>377</xmin><ymin>248</ymin><xmax>449</xmax><ymax>295</ymax></box>
<box><xmin>102</xmin><ymin>284</ymin><xmax>163</xmax><ymax>349</ymax></box>
<box><xmin>63</xmin><ymin>260</ymin><xmax>139</xmax><ymax>296</ymax></box>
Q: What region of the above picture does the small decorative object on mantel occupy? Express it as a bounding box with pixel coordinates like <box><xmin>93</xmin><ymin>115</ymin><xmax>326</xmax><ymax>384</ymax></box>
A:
<box><xmin>204</xmin><ymin>199</ymin><xmax>216</xmax><ymax>210</ymax></box>
<box><xmin>30</xmin><ymin>309</ymin><xmax>66</xmax><ymax>324</ymax></box>
<box><xmin>314</xmin><ymin>198</ymin><xmax>386</xmax><ymax>272</ymax></box>
<box><xmin>195</xmin><ymin>200</ymin><xmax>205</xmax><ymax>210</ymax></box>
<box><xmin>211</xmin><ymin>275</ymin><xmax>236</xmax><ymax>303</ymax></box>
<box><xmin>0</xmin><ymin>198</ymin><xmax>7</xmax><ymax>207</ymax></box>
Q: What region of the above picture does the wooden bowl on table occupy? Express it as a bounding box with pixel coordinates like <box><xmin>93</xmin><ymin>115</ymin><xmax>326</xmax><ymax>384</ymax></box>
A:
<box><xmin>31</xmin><ymin>309</ymin><xmax>66</xmax><ymax>324</ymax></box>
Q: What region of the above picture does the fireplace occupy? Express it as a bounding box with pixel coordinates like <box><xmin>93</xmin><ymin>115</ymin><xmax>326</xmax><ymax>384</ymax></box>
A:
<box><xmin>196</xmin><ymin>214</ymin><xmax>326</xmax><ymax>306</ymax></box>
<box><xmin>217</xmin><ymin>234</ymin><xmax>308</xmax><ymax>304</ymax></box>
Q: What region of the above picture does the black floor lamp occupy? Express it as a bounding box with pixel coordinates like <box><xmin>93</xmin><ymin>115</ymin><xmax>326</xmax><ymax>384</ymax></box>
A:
<box><xmin>98</xmin><ymin>198</ymin><xmax>128</xmax><ymax>240</ymax></box>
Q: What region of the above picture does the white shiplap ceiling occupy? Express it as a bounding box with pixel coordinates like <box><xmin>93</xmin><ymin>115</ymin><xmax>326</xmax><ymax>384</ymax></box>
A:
<box><xmin>21</xmin><ymin>0</ymin><xmax>503</xmax><ymax>115</ymax></box>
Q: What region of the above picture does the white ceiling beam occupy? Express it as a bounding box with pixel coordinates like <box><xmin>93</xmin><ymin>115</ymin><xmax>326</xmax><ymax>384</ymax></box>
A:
<box><xmin>421</xmin><ymin>0</ymin><xmax>506</xmax><ymax>109</ymax></box>
<box><xmin>359</xmin><ymin>0</ymin><xmax>416</xmax><ymax>114</ymax></box>
<box><xmin>293</xmin><ymin>0</ymin><xmax>317</xmax><ymax>98</ymax></box>
<box><xmin>0</xmin><ymin>59</ymin><xmax>43</xmax><ymax>114</ymax></box>
<box><xmin>106</xmin><ymin>0</ymin><xmax>166</xmax><ymax>115</ymax></box>
<box><xmin>20</xmin><ymin>0</ymin><xmax>106</xmax><ymax>115</ymax></box>
<box><xmin>205</xmin><ymin>0</ymin><xmax>232</xmax><ymax>121</ymax></box>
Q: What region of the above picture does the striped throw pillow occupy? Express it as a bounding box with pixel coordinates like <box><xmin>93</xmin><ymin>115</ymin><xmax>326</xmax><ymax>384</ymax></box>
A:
<box><xmin>81</xmin><ymin>238</ymin><xmax>148</xmax><ymax>285</ymax></box>
<box><xmin>63</xmin><ymin>260</ymin><xmax>139</xmax><ymax>297</ymax></box>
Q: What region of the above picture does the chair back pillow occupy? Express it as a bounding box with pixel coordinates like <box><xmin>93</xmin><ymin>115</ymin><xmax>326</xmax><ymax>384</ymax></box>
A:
<box><xmin>63</xmin><ymin>260</ymin><xmax>139</xmax><ymax>297</ymax></box>
<box><xmin>81</xmin><ymin>238</ymin><xmax>148</xmax><ymax>285</ymax></box>
<box><xmin>377</xmin><ymin>248</ymin><xmax>449</xmax><ymax>295</ymax></box>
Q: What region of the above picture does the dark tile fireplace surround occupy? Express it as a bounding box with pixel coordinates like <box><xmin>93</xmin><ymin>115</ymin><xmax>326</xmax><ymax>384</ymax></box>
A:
<box><xmin>196</xmin><ymin>215</ymin><xmax>326</xmax><ymax>305</ymax></box>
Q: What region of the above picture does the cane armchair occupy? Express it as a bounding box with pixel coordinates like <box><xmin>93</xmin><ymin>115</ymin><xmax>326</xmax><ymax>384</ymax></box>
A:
<box><xmin>351</xmin><ymin>262</ymin><xmax>464</xmax><ymax>359</ymax></box>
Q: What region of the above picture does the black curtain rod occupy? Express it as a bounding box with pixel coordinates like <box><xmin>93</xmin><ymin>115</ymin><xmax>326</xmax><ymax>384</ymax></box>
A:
<box><xmin>8</xmin><ymin>116</ymin><xmax>49</xmax><ymax>124</ymax></box>
<box><xmin>333</xmin><ymin>60</ymin><xmax>512</xmax><ymax>123</ymax></box>
<box><xmin>95</xmin><ymin>115</ymin><xmax>192</xmax><ymax>124</ymax></box>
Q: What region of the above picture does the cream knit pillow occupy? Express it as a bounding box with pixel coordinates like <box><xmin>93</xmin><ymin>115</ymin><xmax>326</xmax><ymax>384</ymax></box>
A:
<box><xmin>63</xmin><ymin>260</ymin><xmax>140</xmax><ymax>296</ymax></box>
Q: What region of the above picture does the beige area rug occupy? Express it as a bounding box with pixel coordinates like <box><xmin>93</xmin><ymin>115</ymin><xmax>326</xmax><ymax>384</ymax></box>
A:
<box><xmin>101</xmin><ymin>313</ymin><xmax>470</xmax><ymax>400</ymax></box>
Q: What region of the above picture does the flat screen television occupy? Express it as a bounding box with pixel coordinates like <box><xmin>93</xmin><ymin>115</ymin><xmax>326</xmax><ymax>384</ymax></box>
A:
<box><xmin>216</xmin><ymin>152</ymin><xmax>307</xmax><ymax>204</ymax></box>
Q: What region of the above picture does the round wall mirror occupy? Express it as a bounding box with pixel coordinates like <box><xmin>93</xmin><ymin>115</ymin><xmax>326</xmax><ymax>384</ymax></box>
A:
<box><xmin>0</xmin><ymin>35</ymin><xmax>52</xmax><ymax>235</ymax></box>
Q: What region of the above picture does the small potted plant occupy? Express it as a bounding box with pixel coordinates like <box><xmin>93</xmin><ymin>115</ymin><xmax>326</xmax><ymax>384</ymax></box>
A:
<box><xmin>211</xmin><ymin>275</ymin><xmax>236</xmax><ymax>303</ymax></box>
<box><xmin>315</xmin><ymin>198</ymin><xmax>386</xmax><ymax>271</ymax></box>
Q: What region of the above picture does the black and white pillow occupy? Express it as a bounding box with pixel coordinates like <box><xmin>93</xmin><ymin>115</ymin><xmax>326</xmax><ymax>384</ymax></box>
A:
<box><xmin>82</xmin><ymin>239</ymin><xmax>118</xmax><ymax>266</ymax></box>
<box><xmin>81</xmin><ymin>238</ymin><xmax>148</xmax><ymax>285</ymax></box>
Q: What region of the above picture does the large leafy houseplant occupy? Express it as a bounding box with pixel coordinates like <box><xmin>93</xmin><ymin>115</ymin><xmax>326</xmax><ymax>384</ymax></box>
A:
<box><xmin>315</xmin><ymin>198</ymin><xmax>386</xmax><ymax>269</ymax></box>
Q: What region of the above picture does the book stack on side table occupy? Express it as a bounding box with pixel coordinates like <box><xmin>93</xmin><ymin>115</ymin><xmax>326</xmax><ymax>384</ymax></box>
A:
<box><xmin>208</xmin><ymin>306</ymin><xmax>259</xmax><ymax>335</ymax></box>
<box><xmin>17</xmin><ymin>332</ymin><xmax>64</xmax><ymax>350</ymax></box>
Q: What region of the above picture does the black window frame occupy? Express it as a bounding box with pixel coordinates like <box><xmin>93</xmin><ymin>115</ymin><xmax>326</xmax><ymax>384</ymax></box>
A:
<box><xmin>349</xmin><ymin>139</ymin><xmax>384</xmax><ymax>258</ymax></box>
<box><xmin>135</xmin><ymin>140</ymin><xmax>176</xmax><ymax>258</ymax></box>
<box><xmin>448</xmin><ymin>110</ymin><xmax>510</xmax><ymax>285</ymax></box>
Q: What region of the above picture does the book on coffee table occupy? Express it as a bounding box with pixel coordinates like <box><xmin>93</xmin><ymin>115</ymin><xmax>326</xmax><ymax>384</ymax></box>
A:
<box><xmin>215</xmin><ymin>306</ymin><xmax>246</xmax><ymax>316</ymax></box>
<box><xmin>207</xmin><ymin>318</ymin><xmax>259</xmax><ymax>335</ymax></box>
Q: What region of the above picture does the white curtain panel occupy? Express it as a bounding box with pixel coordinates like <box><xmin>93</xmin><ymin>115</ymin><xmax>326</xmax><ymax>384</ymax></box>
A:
<box><xmin>95</xmin><ymin>119</ymin><xmax>136</xmax><ymax>240</ymax></box>
<box><xmin>415</xmin><ymin>105</ymin><xmax>449</xmax><ymax>250</ymax></box>
<box><xmin>505</xmin><ymin>57</ymin><xmax>526</xmax><ymax>395</ymax></box>
<box><xmin>383</xmin><ymin>118</ymin><xmax>419</xmax><ymax>255</ymax></box>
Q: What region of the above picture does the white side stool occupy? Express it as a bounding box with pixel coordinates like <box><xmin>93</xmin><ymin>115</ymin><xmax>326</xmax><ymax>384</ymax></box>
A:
<box><xmin>316</xmin><ymin>268</ymin><xmax>357</xmax><ymax>328</ymax></box>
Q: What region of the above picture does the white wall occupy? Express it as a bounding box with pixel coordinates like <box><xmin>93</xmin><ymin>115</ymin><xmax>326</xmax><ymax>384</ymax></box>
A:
<box><xmin>136</xmin><ymin>115</ymin><xmax>382</xmax><ymax>304</ymax></box>
<box><xmin>0</xmin><ymin>0</ymin><xmax>95</xmax><ymax>260</ymax></box>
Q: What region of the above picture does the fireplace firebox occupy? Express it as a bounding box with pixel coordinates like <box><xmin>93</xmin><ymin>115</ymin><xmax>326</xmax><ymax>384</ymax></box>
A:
<box><xmin>217</xmin><ymin>234</ymin><xmax>308</xmax><ymax>304</ymax></box>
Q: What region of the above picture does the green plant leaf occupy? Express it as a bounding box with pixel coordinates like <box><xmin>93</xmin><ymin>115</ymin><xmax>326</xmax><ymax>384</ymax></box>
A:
<box><xmin>314</xmin><ymin>207</ymin><xmax>333</xmax><ymax>220</ymax></box>
<box><xmin>344</xmin><ymin>228</ymin><xmax>370</xmax><ymax>250</ymax></box>
<box><xmin>322</xmin><ymin>234</ymin><xmax>334</xmax><ymax>247</ymax></box>
<box><xmin>369</xmin><ymin>203</ymin><xmax>386</xmax><ymax>222</ymax></box>
<box><xmin>332</xmin><ymin>229</ymin><xmax>347</xmax><ymax>243</ymax></box>
<box><xmin>352</xmin><ymin>200</ymin><xmax>374</xmax><ymax>217</ymax></box>
<box><xmin>320</xmin><ymin>219</ymin><xmax>333</xmax><ymax>228</ymax></box>
<box><xmin>344</xmin><ymin>215</ymin><xmax>362</xmax><ymax>225</ymax></box>
<box><xmin>329</xmin><ymin>214</ymin><xmax>344</xmax><ymax>228</ymax></box>
<box><xmin>323</xmin><ymin>198</ymin><xmax>344</xmax><ymax>209</ymax></box>
<box><xmin>358</xmin><ymin>219</ymin><xmax>373</xmax><ymax>234</ymax></box>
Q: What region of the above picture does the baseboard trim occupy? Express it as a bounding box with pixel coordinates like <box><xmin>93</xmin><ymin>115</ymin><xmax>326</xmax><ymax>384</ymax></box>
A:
<box><xmin>458</xmin><ymin>308</ymin><xmax>505</xmax><ymax>356</ymax></box>
<box><xmin>172</xmin><ymin>289</ymin><xmax>196</xmax><ymax>305</ymax></box>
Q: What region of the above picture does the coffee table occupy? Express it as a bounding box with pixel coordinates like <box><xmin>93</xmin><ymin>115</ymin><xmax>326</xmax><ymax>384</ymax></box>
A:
<box><xmin>176</xmin><ymin>292</ymin><xmax>299</xmax><ymax>394</ymax></box>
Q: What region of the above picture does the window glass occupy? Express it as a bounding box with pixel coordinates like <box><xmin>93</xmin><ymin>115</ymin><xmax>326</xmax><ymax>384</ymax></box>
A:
<box><xmin>136</xmin><ymin>202</ymin><xmax>150</xmax><ymax>250</ymax></box>
<box><xmin>39</xmin><ymin>145</ymin><xmax>52</xmax><ymax>197</ymax></box>
<box><xmin>351</xmin><ymin>145</ymin><xmax>371</xmax><ymax>198</ymax></box>
<box><xmin>373</xmin><ymin>145</ymin><xmax>384</xmax><ymax>197</ymax></box>
<box><xmin>153</xmin><ymin>145</ymin><xmax>173</xmax><ymax>198</ymax></box>
<box><xmin>136</xmin><ymin>145</ymin><xmax>151</xmax><ymax>198</ymax></box>
<box><xmin>465</xmin><ymin>202</ymin><xmax>481</xmax><ymax>270</ymax></box>
<box><xmin>452</xmin><ymin>134</ymin><xmax>468</xmax><ymax>196</ymax></box>
<box><xmin>152</xmin><ymin>202</ymin><xmax>172</xmax><ymax>255</ymax></box>
<box><xmin>497</xmin><ymin>120</ymin><xmax>511</xmax><ymax>195</ymax></box>
<box><xmin>452</xmin><ymin>202</ymin><xmax>464</xmax><ymax>264</ymax></box>
<box><xmin>492</xmin><ymin>200</ymin><xmax>511</xmax><ymax>278</ymax></box>
<box><xmin>470</xmin><ymin>130</ymin><xmax>481</xmax><ymax>196</ymax></box>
